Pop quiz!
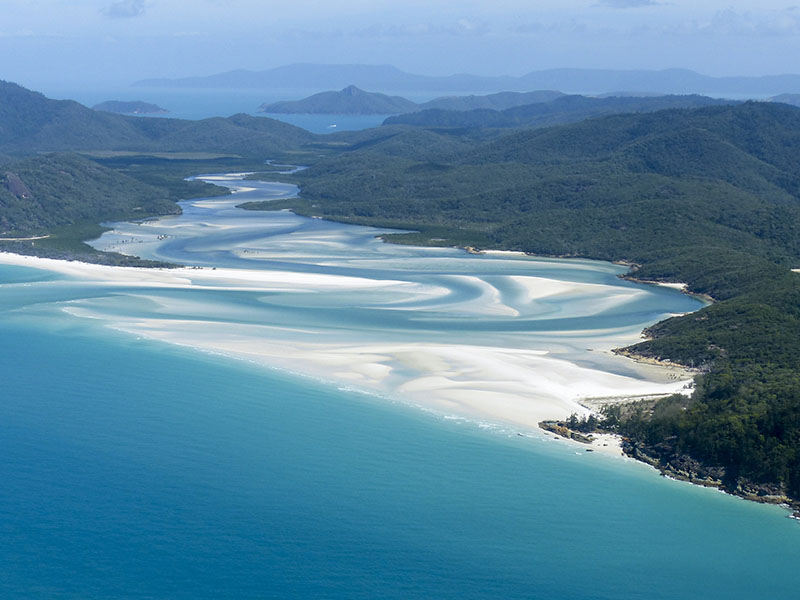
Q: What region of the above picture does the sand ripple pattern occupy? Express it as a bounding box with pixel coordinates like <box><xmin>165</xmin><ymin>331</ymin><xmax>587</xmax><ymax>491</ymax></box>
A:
<box><xmin>1</xmin><ymin>172</ymin><xmax>705</xmax><ymax>431</ymax></box>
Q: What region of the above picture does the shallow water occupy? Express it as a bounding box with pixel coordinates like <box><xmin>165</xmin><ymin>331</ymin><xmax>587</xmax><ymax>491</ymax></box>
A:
<box><xmin>1</xmin><ymin>301</ymin><xmax>799</xmax><ymax>600</ymax></box>
<box><xmin>82</xmin><ymin>173</ymin><xmax>705</xmax><ymax>425</ymax></box>
<box><xmin>3</xmin><ymin>174</ymin><xmax>797</xmax><ymax>599</ymax></box>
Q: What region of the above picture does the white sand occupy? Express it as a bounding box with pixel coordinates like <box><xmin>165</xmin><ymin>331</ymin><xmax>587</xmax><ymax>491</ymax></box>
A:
<box><xmin>0</xmin><ymin>251</ymin><xmax>696</xmax><ymax>441</ymax></box>
<box><xmin>654</xmin><ymin>281</ymin><xmax>688</xmax><ymax>291</ymax></box>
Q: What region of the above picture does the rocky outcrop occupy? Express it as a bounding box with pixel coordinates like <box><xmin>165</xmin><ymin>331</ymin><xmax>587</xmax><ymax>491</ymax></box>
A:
<box><xmin>539</xmin><ymin>420</ymin><xmax>594</xmax><ymax>444</ymax></box>
<box><xmin>3</xmin><ymin>172</ymin><xmax>33</xmax><ymax>200</ymax></box>
<box><xmin>622</xmin><ymin>440</ymin><xmax>800</xmax><ymax>518</ymax></box>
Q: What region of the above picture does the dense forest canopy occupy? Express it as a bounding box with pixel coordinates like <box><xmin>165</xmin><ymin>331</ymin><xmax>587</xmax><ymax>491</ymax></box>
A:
<box><xmin>267</xmin><ymin>101</ymin><xmax>800</xmax><ymax>500</ymax></box>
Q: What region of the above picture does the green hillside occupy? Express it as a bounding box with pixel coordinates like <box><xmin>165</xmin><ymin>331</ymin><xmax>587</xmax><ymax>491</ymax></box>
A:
<box><xmin>0</xmin><ymin>81</ymin><xmax>333</xmax><ymax>265</ymax></box>
<box><xmin>0</xmin><ymin>153</ymin><xmax>179</xmax><ymax>233</ymax></box>
<box><xmin>93</xmin><ymin>100</ymin><xmax>168</xmax><ymax>114</ymax></box>
<box><xmin>0</xmin><ymin>81</ymin><xmax>316</xmax><ymax>157</ymax></box>
<box><xmin>262</xmin><ymin>102</ymin><xmax>800</xmax><ymax>500</ymax></box>
<box><xmin>384</xmin><ymin>94</ymin><xmax>736</xmax><ymax>129</ymax></box>
<box><xmin>259</xmin><ymin>85</ymin><xmax>418</xmax><ymax>114</ymax></box>
<box><xmin>418</xmin><ymin>90</ymin><xmax>565</xmax><ymax>112</ymax></box>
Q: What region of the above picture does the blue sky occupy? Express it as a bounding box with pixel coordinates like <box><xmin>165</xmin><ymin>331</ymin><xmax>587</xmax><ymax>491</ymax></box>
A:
<box><xmin>2</xmin><ymin>1</ymin><xmax>799</xmax><ymax>87</ymax></box>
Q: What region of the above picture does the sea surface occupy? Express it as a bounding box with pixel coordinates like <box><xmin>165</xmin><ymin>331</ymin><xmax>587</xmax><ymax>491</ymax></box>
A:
<box><xmin>38</xmin><ymin>86</ymin><xmax>433</xmax><ymax>133</ymax></box>
<box><xmin>35</xmin><ymin>85</ymin><xmax>771</xmax><ymax>136</ymax></box>
<box><xmin>1</xmin><ymin>174</ymin><xmax>799</xmax><ymax>599</ymax></box>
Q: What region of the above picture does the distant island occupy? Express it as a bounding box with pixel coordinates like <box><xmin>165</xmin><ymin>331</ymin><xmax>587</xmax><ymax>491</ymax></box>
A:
<box><xmin>92</xmin><ymin>100</ymin><xmax>169</xmax><ymax>115</ymax></box>
<box><xmin>259</xmin><ymin>85</ymin><xmax>417</xmax><ymax>115</ymax></box>
<box><xmin>260</xmin><ymin>86</ymin><xmax>567</xmax><ymax>115</ymax></box>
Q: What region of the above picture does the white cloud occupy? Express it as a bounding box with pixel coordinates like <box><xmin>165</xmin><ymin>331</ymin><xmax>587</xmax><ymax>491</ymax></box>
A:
<box><xmin>0</xmin><ymin>29</ymin><xmax>36</xmax><ymax>38</ymax></box>
<box><xmin>669</xmin><ymin>7</ymin><xmax>800</xmax><ymax>36</ymax></box>
<box><xmin>102</xmin><ymin>0</ymin><xmax>147</xmax><ymax>19</ymax></box>
<box><xmin>595</xmin><ymin>0</ymin><xmax>661</xmax><ymax>7</ymax></box>
<box><xmin>347</xmin><ymin>19</ymin><xmax>491</xmax><ymax>38</ymax></box>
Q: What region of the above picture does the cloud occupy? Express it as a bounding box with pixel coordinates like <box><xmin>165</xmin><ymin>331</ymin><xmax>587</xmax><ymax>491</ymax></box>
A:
<box><xmin>672</xmin><ymin>8</ymin><xmax>800</xmax><ymax>37</ymax></box>
<box><xmin>513</xmin><ymin>20</ymin><xmax>588</xmax><ymax>35</ymax></box>
<box><xmin>102</xmin><ymin>0</ymin><xmax>147</xmax><ymax>19</ymax></box>
<box><xmin>595</xmin><ymin>0</ymin><xmax>661</xmax><ymax>7</ymax></box>
<box><xmin>345</xmin><ymin>18</ymin><xmax>491</xmax><ymax>39</ymax></box>
<box><xmin>0</xmin><ymin>29</ymin><xmax>36</xmax><ymax>38</ymax></box>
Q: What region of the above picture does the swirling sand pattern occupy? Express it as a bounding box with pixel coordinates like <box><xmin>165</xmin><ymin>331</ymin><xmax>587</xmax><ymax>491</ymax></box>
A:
<box><xmin>1</xmin><ymin>172</ymin><xmax>705</xmax><ymax>432</ymax></box>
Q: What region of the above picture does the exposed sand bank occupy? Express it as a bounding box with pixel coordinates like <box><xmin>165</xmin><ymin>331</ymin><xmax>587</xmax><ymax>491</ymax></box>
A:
<box><xmin>0</xmin><ymin>251</ymin><xmax>697</xmax><ymax>442</ymax></box>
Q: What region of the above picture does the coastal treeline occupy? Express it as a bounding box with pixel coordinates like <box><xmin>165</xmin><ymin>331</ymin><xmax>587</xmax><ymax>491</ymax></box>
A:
<box><xmin>274</xmin><ymin>101</ymin><xmax>800</xmax><ymax>500</ymax></box>
<box><xmin>0</xmin><ymin>80</ymin><xmax>322</xmax><ymax>262</ymax></box>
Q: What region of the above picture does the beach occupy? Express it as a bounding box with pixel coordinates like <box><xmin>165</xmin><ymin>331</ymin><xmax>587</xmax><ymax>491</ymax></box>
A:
<box><xmin>0</xmin><ymin>186</ymin><xmax>699</xmax><ymax>444</ymax></box>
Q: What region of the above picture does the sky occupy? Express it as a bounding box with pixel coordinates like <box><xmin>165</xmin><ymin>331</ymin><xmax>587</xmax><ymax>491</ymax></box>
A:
<box><xmin>2</xmin><ymin>0</ymin><xmax>800</xmax><ymax>88</ymax></box>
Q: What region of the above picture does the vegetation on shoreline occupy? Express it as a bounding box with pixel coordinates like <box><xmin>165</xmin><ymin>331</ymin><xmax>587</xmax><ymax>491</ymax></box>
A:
<box><xmin>1</xmin><ymin>153</ymin><xmax>180</xmax><ymax>233</ymax></box>
<box><xmin>0</xmin><ymin>80</ymin><xmax>340</xmax><ymax>264</ymax></box>
<box><xmin>252</xmin><ymin>102</ymin><xmax>800</xmax><ymax>504</ymax></box>
<box><xmin>0</xmin><ymin>152</ymin><xmax>285</xmax><ymax>265</ymax></box>
<box><xmin>551</xmin><ymin>406</ymin><xmax>800</xmax><ymax>517</ymax></box>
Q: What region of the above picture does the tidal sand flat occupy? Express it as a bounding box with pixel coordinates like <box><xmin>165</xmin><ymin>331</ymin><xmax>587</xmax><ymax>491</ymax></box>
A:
<box><xmin>1</xmin><ymin>172</ymin><xmax>704</xmax><ymax>436</ymax></box>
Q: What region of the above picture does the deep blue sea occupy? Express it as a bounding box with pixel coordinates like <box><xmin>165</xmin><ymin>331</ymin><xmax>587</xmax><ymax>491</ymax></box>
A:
<box><xmin>2</xmin><ymin>172</ymin><xmax>800</xmax><ymax>598</ymax></box>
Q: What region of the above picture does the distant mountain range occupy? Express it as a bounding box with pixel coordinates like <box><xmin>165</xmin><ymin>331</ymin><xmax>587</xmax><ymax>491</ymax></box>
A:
<box><xmin>258</xmin><ymin>86</ymin><xmax>566</xmax><ymax>115</ymax></box>
<box><xmin>384</xmin><ymin>94</ymin><xmax>736</xmax><ymax>128</ymax></box>
<box><xmin>135</xmin><ymin>64</ymin><xmax>800</xmax><ymax>95</ymax></box>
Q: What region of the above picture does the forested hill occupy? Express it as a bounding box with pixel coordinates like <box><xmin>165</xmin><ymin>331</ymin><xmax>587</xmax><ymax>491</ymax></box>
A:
<box><xmin>263</xmin><ymin>101</ymin><xmax>800</xmax><ymax>500</ymax></box>
<box><xmin>0</xmin><ymin>80</ymin><xmax>325</xmax><ymax>264</ymax></box>
<box><xmin>0</xmin><ymin>81</ymin><xmax>314</xmax><ymax>156</ymax></box>
<box><xmin>92</xmin><ymin>100</ymin><xmax>168</xmax><ymax>115</ymax></box>
<box><xmin>384</xmin><ymin>94</ymin><xmax>736</xmax><ymax>129</ymax></box>
<box><xmin>259</xmin><ymin>85</ymin><xmax>418</xmax><ymax>114</ymax></box>
<box><xmin>291</xmin><ymin>102</ymin><xmax>800</xmax><ymax>286</ymax></box>
<box><xmin>259</xmin><ymin>87</ymin><xmax>566</xmax><ymax>115</ymax></box>
<box><xmin>0</xmin><ymin>153</ymin><xmax>178</xmax><ymax>233</ymax></box>
<box><xmin>418</xmin><ymin>90</ymin><xmax>565</xmax><ymax>112</ymax></box>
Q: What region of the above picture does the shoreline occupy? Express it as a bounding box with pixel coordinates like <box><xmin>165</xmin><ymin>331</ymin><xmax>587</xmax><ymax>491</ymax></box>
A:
<box><xmin>0</xmin><ymin>172</ymin><xmax>705</xmax><ymax>455</ymax></box>
<box><xmin>0</xmin><ymin>245</ymin><xmax>696</xmax><ymax>448</ymax></box>
<box><xmin>619</xmin><ymin>274</ymin><xmax>716</xmax><ymax>304</ymax></box>
<box><xmin>5</xmin><ymin>220</ymin><xmax>796</xmax><ymax>519</ymax></box>
<box><xmin>611</xmin><ymin>346</ymin><xmax>702</xmax><ymax>372</ymax></box>
<box><xmin>537</xmin><ymin>406</ymin><xmax>800</xmax><ymax>520</ymax></box>
<box><xmin>629</xmin><ymin>442</ymin><xmax>800</xmax><ymax>519</ymax></box>
<box><xmin>2</xmin><ymin>170</ymin><xmax>749</xmax><ymax>511</ymax></box>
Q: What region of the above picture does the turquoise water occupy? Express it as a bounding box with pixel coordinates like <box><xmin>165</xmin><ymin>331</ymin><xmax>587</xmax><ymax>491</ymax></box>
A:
<box><xmin>2</xmin><ymin>174</ymin><xmax>799</xmax><ymax>598</ymax></box>
<box><xmin>1</xmin><ymin>298</ymin><xmax>799</xmax><ymax>599</ymax></box>
<box><xmin>83</xmin><ymin>173</ymin><xmax>706</xmax><ymax>424</ymax></box>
